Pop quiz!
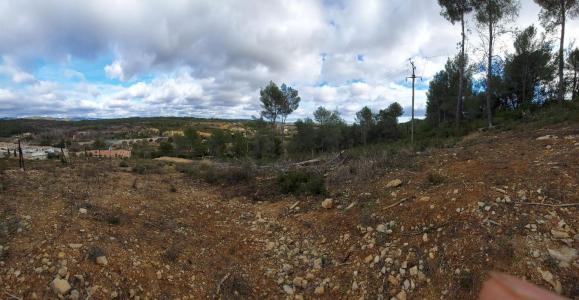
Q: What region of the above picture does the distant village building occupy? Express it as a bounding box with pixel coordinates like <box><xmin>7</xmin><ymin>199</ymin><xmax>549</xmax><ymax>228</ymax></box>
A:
<box><xmin>104</xmin><ymin>137</ymin><xmax>168</xmax><ymax>149</ymax></box>
<box><xmin>85</xmin><ymin>149</ymin><xmax>131</xmax><ymax>158</ymax></box>
<box><xmin>0</xmin><ymin>142</ymin><xmax>67</xmax><ymax>160</ymax></box>
<box><xmin>164</xmin><ymin>130</ymin><xmax>184</xmax><ymax>137</ymax></box>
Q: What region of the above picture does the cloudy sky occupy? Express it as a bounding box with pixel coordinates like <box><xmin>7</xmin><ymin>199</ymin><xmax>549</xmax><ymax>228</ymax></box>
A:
<box><xmin>0</xmin><ymin>0</ymin><xmax>578</xmax><ymax>122</ymax></box>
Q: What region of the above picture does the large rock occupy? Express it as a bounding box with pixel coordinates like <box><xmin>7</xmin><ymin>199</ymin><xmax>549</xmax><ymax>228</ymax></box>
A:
<box><xmin>547</xmin><ymin>247</ymin><xmax>577</xmax><ymax>268</ymax></box>
<box><xmin>96</xmin><ymin>256</ymin><xmax>108</xmax><ymax>266</ymax></box>
<box><xmin>396</xmin><ymin>290</ymin><xmax>407</xmax><ymax>300</ymax></box>
<box><xmin>68</xmin><ymin>243</ymin><xmax>83</xmax><ymax>249</ymax></box>
<box><xmin>321</xmin><ymin>198</ymin><xmax>333</xmax><ymax>209</ymax></box>
<box><xmin>537</xmin><ymin>267</ymin><xmax>562</xmax><ymax>293</ymax></box>
<box><xmin>536</xmin><ymin>135</ymin><xmax>558</xmax><ymax>140</ymax></box>
<box><xmin>386</xmin><ymin>179</ymin><xmax>402</xmax><ymax>188</ymax></box>
<box><xmin>292</xmin><ymin>276</ymin><xmax>307</xmax><ymax>288</ymax></box>
<box><xmin>282</xmin><ymin>284</ymin><xmax>294</xmax><ymax>295</ymax></box>
<box><xmin>551</xmin><ymin>229</ymin><xmax>570</xmax><ymax>239</ymax></box>
<box><xmin>51</xmin><ymin>277</ymin><xmax>71</xmax><ymax>295</ymax></box>
<box><xmin>376</xmin><ymin>224</ymin><xmax>387</xmax><ymax>233</ymax></box>
<box><xmin>314</xmin><ymin>286</ymin><xmax>325</xmax><ymax>295</ymax></box>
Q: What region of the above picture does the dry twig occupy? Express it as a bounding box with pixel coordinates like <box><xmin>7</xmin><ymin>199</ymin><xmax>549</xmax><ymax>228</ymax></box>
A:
<box><xmin>384</xmin><ymin>198</ymin><xmax>409</xmax><ymax>210</ymax></box>
<box><xmin>4</xmin><ymin>292</ymin><xmax>23</xmax><ymax>300</ymax></box>
<box><xmin>215</xmin><ymin>272</ymin><xmax>231</xmax><ymax>298</ymax></box>
<box><xmin>519</xmin><ymin>202</ymin><xmax>579</xmax><ymax>208</ymax></box>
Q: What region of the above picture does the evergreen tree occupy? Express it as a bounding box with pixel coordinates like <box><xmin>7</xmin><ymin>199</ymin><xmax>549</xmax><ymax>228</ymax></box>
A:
<box><xmin>290</xmin><ymin>118</ymin><xmax>317</xmax><ymax>154</ymax></box>
<box><xmin>259</xmin><ymin>81</ymin><xmax>284</xmax><ymax>140</ymax></box>
<box><xmin>438</xmin><ymin>0</ymin><xmax>474</xmax><ymax>125</ymax></box>
<box><xmin>375</xmin><ymin>102</ymin><xmax>404</xmax><ymax>140</ymax></box>
<box><xmin>473</xmin><ymin>0</ymin><xmax>519</xmax><ymax>127</ymax></box>
<box><xmin>567</xmin><ymin>48</ymin><xmax>579</xmax><ymax>100</ymax></box>
<box><xmin>534</xmin><ymin>0</ymin><xmax>579</xmax><ymax>103</ymax></box>
<box><xmin>426</xmin><ymin>56</ymin><xmax>474</xmax><ymax>124</ymax></box>
<box><xmin>355</xmin><ymin>106</ymin><xmax>374</xmax><ymax>146</ymax></box>
<box><xmin>504</xmin><ymin>25</ymin><xmax>555</xmax><ymax>107</ymax></box>
<box><xmin>279</xmin><ymin>84</ymin><xmax>301</xmax><ymax>156</ymax></box>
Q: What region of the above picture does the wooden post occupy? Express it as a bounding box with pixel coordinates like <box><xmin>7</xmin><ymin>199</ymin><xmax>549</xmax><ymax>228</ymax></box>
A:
<box><xmin>60</xmin><ymin>146</ymin><xmax>66</xmax><ymax>164</ymax></box>
<box><xmin>18</xmin><ymin>139</ymin><xmax>25</xmax><ymax>171</ymax></box>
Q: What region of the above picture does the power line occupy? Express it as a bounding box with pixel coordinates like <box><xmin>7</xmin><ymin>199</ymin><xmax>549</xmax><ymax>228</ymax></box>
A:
<box><xmin>406</xmin><ymin>59</ymin><xmax>422</xmax><ymax>145</ymax></box>
<box><xmin>407</xmin><ymin>54</ymin><xmax>454</xmax><ymax>79</ymax></box>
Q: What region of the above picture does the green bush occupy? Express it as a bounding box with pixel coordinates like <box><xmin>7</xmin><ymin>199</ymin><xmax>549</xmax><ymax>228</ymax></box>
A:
<box><xmin>276</xmin><ymin>170</ymin><xmax>326</xmax><ymax>196</ymax></box>
<box><xmin>118</xmin><ymin>160</ymin><xmax>129</xmax><ymax>168</ymax></box>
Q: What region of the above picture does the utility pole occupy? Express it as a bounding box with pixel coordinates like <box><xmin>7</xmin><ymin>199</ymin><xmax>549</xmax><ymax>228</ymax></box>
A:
<box><xmin>407</xmin><ymin>60</ymin><xmax>422</xmax><ymax>145</ymax></box>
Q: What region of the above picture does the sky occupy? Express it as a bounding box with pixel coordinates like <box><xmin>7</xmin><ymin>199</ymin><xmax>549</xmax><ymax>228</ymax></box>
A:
<box><xmin>0</xmin><ymin>0</ymin><xmax>578</xmax><ymax>122</ymax></box>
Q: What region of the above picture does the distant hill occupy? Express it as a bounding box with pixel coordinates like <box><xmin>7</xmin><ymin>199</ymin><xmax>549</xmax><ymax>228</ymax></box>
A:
<box><xmin>0</xmin><ymin>116</ymin><xmax>252</xmax><ymax>138</ymax></box>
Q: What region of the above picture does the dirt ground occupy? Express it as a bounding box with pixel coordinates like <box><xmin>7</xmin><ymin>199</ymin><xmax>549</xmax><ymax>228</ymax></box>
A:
<box><xmin>0</xmin><ymin>123</ymin><xmax>578</xmax><ymax>300</ymax></box>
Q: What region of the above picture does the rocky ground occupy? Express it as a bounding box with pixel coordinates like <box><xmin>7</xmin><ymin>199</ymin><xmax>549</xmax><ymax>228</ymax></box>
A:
<box><xmin>0</xmin><ymin>123</ymin><xmax>578</xmax><ymax>299</ymax></box>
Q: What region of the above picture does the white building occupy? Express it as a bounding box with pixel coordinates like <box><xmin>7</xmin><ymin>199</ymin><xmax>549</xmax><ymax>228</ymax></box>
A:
<box><xmin>0</xmin><ymin>142</ymin><xmax>67</xmax><ymax>160</ymax></box>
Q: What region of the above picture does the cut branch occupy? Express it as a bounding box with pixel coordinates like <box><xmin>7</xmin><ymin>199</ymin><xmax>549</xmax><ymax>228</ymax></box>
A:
<box><xmin>384</xmin><ymin>198</ymin><xmax>409</xmax><ymax>210</ymax></box>
<box><xmin>519</xmin><ymin>202</ymin><xmax>579</xmax><ymax>208</ymax></box>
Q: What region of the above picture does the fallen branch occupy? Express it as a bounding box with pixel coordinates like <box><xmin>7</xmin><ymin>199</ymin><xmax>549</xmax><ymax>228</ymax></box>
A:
<box><xmin>519</xmin><ymin>202</ymin><xmax>579</xmax><ymax>208</ymax></box>
<box><xmin>293</xmin><ymin>151</ymin><xmax>345</xmax><ymax>168</ymax></box>
<box><xmin>4</xmin><ymin>292</ymin><xmax>23</xmax><ymax>300</ymax></box>
<box><xmin>384</xmin><ymin>198</ymin><xmax>409</xmax><ymax>210</ymax></box>
<box><xmin>491</xmin><ymin>187</ymin><xmax>508</xmax><ymax>194</ymax></box>
<box><xmin>215</xmin><ymin>272</ymin><xmax>231</xmax><ymax>298</ymax></box>
<box><xmin>294</xmin><ymin>158</ymin><xmax>322</xmax><ymax>166</ymax></box>
<box><xmin>289</xmin><ymin>201</ymin><xmax>300</xmax><ymax>210</ymax></box>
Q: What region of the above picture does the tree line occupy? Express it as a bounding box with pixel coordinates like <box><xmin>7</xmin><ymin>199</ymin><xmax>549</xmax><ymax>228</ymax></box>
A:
<box><xmin>88</xmin><ymin>0</ymin><xmax>579</xmax><ymax>161</ymax></box>
<box><xmin>258</xmin><ymin>82</ymin><xmax>405</xmax><ymax>157</ymax></box>
<box><xmin>435</xmin><ymin>0</ymin><xmax>579</xmax><ymax>129</ymax></box>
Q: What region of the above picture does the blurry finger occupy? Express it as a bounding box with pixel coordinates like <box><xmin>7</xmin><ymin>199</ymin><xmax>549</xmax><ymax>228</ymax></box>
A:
<box><xmin>479</xmin><ymin>272</ymin><xmax>568</xmax><ymax>300</ymax></box>
<box><xmin>479</xmin><ymin>276</ymin><xmax>521</xmax><ymax>300</ymax></box>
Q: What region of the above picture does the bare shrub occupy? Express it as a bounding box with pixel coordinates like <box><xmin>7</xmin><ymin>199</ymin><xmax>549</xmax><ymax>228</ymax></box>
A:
<box><xmin>327</xmin><ymin>147</ymin><xmax>416</xmax><ymax>189</ymax></box>
<box><xmin>132</xmin><ymin>160</ymin><xmax>164</xmax><ymax>175</ymax></box>
<box><xmin>426</xmin><ymin>172</ymin><xmax>446</xmax><ymax>186</ymax></box>
<box><xmin>162</xmin><ymin>245</ymin><xmax>181</xmax><ymax>262</ymax></box>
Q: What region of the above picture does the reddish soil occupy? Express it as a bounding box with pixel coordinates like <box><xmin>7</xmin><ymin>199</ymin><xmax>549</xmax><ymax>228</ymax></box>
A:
<box><xmin>0</xmin><ymin>123</ymin><xmax>578</xmax><ymax>299</ymax></box>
